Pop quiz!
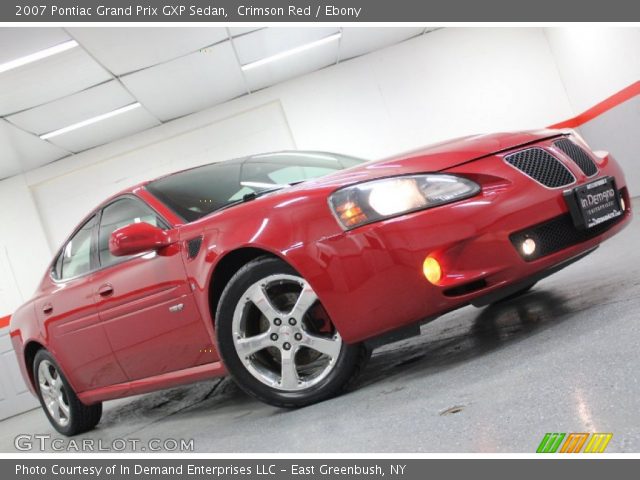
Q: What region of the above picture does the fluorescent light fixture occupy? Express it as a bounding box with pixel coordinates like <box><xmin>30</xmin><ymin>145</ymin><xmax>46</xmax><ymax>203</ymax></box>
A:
<box><xmin>40</xmin><ymin>103</ymin><xmax>141</xmax><ymax>140</ymax></box>
<box><xmin>241</xmin><ymin>33</ymin><xmax>342</xmax><ymax>71</ymax></box>
<box><xmin>0</xmin><ymin>40</ymin><xmax>78</xmax><ymax>74</ymax></box>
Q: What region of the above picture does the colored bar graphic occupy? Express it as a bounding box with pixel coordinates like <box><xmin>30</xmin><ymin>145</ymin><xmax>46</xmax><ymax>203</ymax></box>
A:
<box><xmin>537</xmin><ymin>433</ymin><xmax>613</xmax><ymax>453</ymax></box>
<box><xmin>560</xmin><ymin>433</ymin><xmax>589</xmax><ymax>453</ymax></box>
<box><xmin>584</xmin><ymin>433</ymin><xmax>613</xmax><ymax>453</ymax></box>
<box><xmin>537</xmin><ymin>433</ymin><xmax>566</xmax><ymax>453</ymax></box>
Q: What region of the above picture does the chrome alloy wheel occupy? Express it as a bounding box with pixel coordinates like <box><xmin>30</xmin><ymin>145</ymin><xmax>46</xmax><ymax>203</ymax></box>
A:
<box><xmin>37</xmin><ymin>360</ymin><xmax>71</xmax><ymax>427</ymax></box>
<box><xmin>232</xmin><ymin>274</ymin><xmax>343</xmax><ymax>391</ymax></box>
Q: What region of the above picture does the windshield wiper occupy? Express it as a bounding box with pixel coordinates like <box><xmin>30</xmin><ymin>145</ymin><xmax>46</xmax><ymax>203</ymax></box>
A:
<box><xmin>216</xmin><ymin>182</ymin><xmax>304</xmax><ymax>214</ymax></box>
<box><xmin>242</xmin><ymin>186</ymin><xmax>286</xmax><ymax>202</ymax></box>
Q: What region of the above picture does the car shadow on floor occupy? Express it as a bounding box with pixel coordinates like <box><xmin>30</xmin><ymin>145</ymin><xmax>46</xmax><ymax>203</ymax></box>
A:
<box><xmin>356</xmin><ymin>289</ymin><xmax>573</xmax><ymax>389</ymax></box>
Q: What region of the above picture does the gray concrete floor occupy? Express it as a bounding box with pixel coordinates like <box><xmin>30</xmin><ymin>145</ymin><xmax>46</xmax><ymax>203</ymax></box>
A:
<box><xmin>1</xmin><ymin>200</ymin><xmax>639</xmax><ymax>453</ymax></box>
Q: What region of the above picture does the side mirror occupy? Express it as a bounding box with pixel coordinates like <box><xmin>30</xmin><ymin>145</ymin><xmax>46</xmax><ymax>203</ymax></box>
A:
<box><xmin>109</xmin><ymin>222</ymin><xmax>174</xmax><ymax>257</ymax></box>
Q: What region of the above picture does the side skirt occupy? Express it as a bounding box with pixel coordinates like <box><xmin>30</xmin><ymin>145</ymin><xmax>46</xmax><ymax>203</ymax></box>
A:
<box><xmin>78</xmin><ymin>362</ymin><xmax>227</xmax><ymax>404</ymax></box>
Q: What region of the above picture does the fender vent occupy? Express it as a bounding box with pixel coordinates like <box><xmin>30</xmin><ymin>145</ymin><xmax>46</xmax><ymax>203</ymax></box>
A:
<box><xmin>504</xmin><ymin>148</ymin><xmax>575</xmax><ymax>188</ymax></box>
<box><xmin>187</xmin><ymin>237</ymin><xmax>203</xmax><ymax>259</ymax></box>
<box><xmin>554</xmin><ymin>138</ymin><xmax>598</xmax><ymax>177</ymax></box>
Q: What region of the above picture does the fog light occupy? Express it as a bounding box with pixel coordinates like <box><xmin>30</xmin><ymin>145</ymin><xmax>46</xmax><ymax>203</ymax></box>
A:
<box><xmin>423</xmin><ymin>256</ymin><xmax>442</xmax><ymax>284</ymax></box>
<box><xmin>521</xmin><ymin>238</ymin><xmax>537</xmax><ymax>256</ymax></box>
<box><xmin>621</xmin><ymin>197</ymin><xmax>626</xmax><ymax>211</ymax></box>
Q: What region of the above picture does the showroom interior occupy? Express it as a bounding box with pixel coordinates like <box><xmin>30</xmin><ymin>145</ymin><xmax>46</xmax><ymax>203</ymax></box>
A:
<box><xmin>0</xmin><ymin>26</ymin><xmax>639</xmax><ymax>451</ymax></box>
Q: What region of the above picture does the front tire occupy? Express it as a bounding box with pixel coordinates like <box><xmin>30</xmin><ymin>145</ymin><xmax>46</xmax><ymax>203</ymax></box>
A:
<box><xmin>33</xmin><ymin>350</ymin><xmax>102</xmax><ymax>436</ymax></box>
<box><xmin>216</xmin><ymin>256</ymin><xmax>368</xmax><ymax>408</ymax></box>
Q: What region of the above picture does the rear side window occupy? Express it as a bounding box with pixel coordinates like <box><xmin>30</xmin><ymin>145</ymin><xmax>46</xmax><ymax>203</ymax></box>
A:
<box><xmin>98</xmin><ymin>197</ymin><xmax>164</xmax><ymax>268</ymax></box>
<box><xmin>57</xmin><ymin>215</ymin><xmax>96</xmax><ymax>280</ymax></box>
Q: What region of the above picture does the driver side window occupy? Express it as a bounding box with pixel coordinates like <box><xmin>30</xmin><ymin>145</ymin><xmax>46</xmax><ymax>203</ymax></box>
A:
<box><xmin>98</xmin><ymin>197</ymin><xmax>163</xmax><ymax>268</ymax></box>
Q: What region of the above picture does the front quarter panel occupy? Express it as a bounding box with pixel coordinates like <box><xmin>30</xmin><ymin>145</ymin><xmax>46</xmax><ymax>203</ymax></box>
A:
<box><xmin>178</xmin><ymin>187</ymin><xmax>345</xmax><ymax>344</ymax></box>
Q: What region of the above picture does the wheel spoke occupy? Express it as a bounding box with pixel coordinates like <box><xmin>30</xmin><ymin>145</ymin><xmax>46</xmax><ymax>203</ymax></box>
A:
<box><xmin>302</xmin><ymin>332</ymin><xmax>341</xmax><ymax>358</ymax></box>
<box><xmin>289</xmin><ymin>281</ymin><xmax>318</xmax><ymax>319</ymax></box>
<box><xmin>58</xmin><ymin>397</ymin><xmax>70</xmax><ymax>418</ymax></box>
<box><xmin>235</xmin><ymin>332</ymin><xmax>273</xmax><ymax>357</ymax></box>
<box><xmin>247</xmin><ymin>284</ymin><xmax>281</xmax><ymax>320</ymax></box>
<box><xmin>280</xmin><ymin>349</ymin><xmax>299</xmax><ymax>389</ymax></box>
<box><xmin>39</xmin><ymin>363</ymin><xmax>54</xmax><ymax>385</ymax></box>
<box><xmin>50</xmin><ymin>402</ymin><xmax>61</xmax><ymax>423</ymax></box>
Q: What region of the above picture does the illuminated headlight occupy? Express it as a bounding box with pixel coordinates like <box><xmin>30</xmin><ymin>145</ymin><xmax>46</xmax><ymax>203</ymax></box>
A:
<box><xmin>329</xmin><ymin>174</ymin><xmax>480</xmax><ymax>229</ymax></box>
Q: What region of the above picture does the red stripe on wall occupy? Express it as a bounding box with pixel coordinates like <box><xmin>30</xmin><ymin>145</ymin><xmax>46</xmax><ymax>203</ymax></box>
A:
<box><xmin>0</xmin><ymin>315</ymin><xmax>10</xmax><ymax>329</ymax></box>
<box><xmin>549</xmin><ymin>81</ymin><xmax>640</xmax><ymax>129</ymax></box>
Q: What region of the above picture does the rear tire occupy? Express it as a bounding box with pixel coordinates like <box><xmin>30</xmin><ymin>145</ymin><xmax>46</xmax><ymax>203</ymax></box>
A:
<box><xmin>216</xmin><ymin>256</ymin><xmax>368</xmax><ymax>408</ymax></box>
<box><xmin>33</xmin><ymin>350</ymin><xmax>102</xmax><ymax>436</ymax></box>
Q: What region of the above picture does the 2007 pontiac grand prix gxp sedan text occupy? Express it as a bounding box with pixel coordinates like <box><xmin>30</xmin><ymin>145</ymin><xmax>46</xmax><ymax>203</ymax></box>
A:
<box><xmin>11</xmin><ymin>129</ymin><xmax>631</xmax><ymax>435</ymax></box>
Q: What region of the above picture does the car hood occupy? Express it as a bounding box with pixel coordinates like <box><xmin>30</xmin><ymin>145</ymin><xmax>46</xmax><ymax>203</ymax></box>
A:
<box><xmin>299</xmin><ymin>129</ymin><xmax>566</xmax><ymax>190</ymax></box>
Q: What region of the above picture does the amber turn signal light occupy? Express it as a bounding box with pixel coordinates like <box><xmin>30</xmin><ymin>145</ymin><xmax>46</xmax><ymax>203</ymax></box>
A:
<box><xmin>335</xmin><ymin>201</ymin><xmax>368</xmax><ymax>227</ymax></box>
<box><xmin>423</xmin><ymin>256</ymin><xmax>442</xmax><ymax>284</ymax></box>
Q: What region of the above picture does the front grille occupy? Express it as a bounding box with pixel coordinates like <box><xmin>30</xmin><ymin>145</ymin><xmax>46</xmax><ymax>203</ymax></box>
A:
<box><xmin>510</xmin><ymin>211</ymin><xmax>622</xmax><ymax>261</ymax></box>
<box><xmin>554</xmin><ymin>138</ymin><xmax>598</xmax><ymax>177</ymax></box>
<box><xmin>504</xmin><ymin>148</ymin><xmax>575</xmax><ymax>188</ymax></box>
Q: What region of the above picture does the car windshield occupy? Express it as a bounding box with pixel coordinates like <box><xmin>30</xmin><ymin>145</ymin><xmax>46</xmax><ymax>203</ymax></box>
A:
<box><xmin>146</xmin><ymin>152</ymin><xmax>365</xmax><ymax>222</ymax></box>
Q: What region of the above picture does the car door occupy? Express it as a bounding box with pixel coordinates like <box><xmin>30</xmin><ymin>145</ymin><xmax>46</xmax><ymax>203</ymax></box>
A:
<box><xmin>36</xmin><ymin>215</ymin><xmax>128</xmax><ymax>392</ymax></box>
<box><xmin>92</xmin><ymin>196</ymin><xmax>211</xmax><ymax>381</ymax></box>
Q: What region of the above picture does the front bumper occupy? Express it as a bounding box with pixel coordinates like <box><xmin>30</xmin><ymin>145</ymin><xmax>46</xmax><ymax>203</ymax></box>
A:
<box><xmin>308</xmin><ymin>145</ymin><xmax>632</xmax><ymax>344</ymax></box>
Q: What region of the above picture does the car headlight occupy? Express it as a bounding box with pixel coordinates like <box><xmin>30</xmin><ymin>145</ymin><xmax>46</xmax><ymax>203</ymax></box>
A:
<box><xmin>329</xmin><ymin>174</ymin><xmax>480</xmax><ymax>229</ymax></box>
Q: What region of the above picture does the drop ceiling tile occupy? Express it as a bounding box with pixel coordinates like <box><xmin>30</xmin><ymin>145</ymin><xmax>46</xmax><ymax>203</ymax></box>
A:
<box><xmin>244</xmin><ymin>41</ymin><xmax>339</xmax><ymax>92</ymax></box>
<box><xmin>233</xmin><ymin>27</ymin><xmax>340</xmax><ymax>66</ymax></box>
<box><xmin>339</xmin><ymin>28</ymin><xmax>425</xmax><ymax>61</ymax></box>
<box><xmin>69</xmin><ymin>27</ymin><xmax>229</xmax><ymax>75</ymax></box>
<box><xmin>120</xmin><ymin>41</ymin><xmax>246</xmax><ymax>121</ymax></box>
<box><xmin>46</xmin><ymin>106</ymin><xmax>160</xmax><ymax>153</ymax></box>
<box><xmin>0</xmin><ymin>120</ymin><xmax>68</xmax><ymax>179</ymax></box>
<box><xmin>0</xmin><ymin>27</ymin><xmax>71</xmax><ymax>64</ymax></box>
<box><xmin>7</xmin><ymin>81</ymin><xmax>135</xmax><ymax>136</ymax></box>
<box><xmin>0</xmin><ymin>46</ymin><xmax>111</xmax><ymax>116</ymax></box>
<box><xmin>228</xmin><ymin>27</ymin><xmax>264</xmax><ymax>37</ymax></box>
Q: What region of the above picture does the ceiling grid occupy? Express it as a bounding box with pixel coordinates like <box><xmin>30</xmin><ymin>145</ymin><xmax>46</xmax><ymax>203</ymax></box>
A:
<box><xmin>0</xmin><ymin>27</ymin><xmax>435</xmax><ymax>180</ymax></box>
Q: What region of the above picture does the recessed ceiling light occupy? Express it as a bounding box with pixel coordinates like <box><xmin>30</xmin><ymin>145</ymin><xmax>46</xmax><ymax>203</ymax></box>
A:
<box><xmin>241</xmin><ymin>33</ymin><xmax>342</xmax><ymax>71</ymax></box>
<box><xmin>40</xmin><ymin>103</ymin><xmax>141</xmax><ymax>140</ymax></box>
<box><xmin>0</xmin><ymin>40</ymin><xmax>79</xmax><ymax>74</ymax></box>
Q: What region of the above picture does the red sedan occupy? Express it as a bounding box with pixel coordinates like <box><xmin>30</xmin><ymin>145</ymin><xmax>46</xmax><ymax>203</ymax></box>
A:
<box><xmin>10</xmin><ymin>129</ymin><xmax>631</xmax><ymax>435</ymax></box>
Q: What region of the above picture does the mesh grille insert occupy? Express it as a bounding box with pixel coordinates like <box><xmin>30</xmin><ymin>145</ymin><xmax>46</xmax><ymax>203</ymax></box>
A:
<box><xmin>510</xmin><ymin>210</ymin><xmax>622</xmax><ymax>261</ymax></box>
<box><xmin>554</xmin><ymin>138</ymin><xmax>598</xmax><ymax>177</ymax></box>
<box><xmin>504</xmin><ymin>148</ymin><xmax>575</xmax><ymax>188</ymax></box>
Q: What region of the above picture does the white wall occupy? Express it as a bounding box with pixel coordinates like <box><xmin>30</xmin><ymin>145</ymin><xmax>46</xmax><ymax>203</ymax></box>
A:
<box><xmin>0</xmin><ymin>175</ymin><xmax>51</xmax><ymax>311</ymax></box>
<box><xmin>545</xmin><ymin>27</ymin><xmax>640</xmax><ymax>195</ymax></box>
<box><xmin>545</xmin><ymin>27</ymin><xmax>640</xmax><ymax>113</ymax></box>
<box><xmin>0</xmin><ymin>26</ymin><xmax>636</xmax><ymax>312</ymax></box>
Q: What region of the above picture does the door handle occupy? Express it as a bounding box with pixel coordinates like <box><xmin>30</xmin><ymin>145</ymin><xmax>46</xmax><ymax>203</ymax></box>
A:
<box><xmin>42</xmin><ymin>304</ymin><xmax>53</xmax><ymax>315</ymax></box>
<box><xmin>98</xmin><ymin>284</ymin><xmax>114</xmax><ymax>297</ymax></box>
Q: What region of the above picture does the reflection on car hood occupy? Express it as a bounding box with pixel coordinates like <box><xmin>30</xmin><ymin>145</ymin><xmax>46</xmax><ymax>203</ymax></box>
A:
<box><xmin>299</xmin><ymin>129</ymin><xmax>566</xmax><ymax>190</ymax></box>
